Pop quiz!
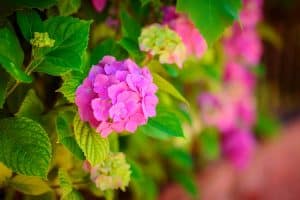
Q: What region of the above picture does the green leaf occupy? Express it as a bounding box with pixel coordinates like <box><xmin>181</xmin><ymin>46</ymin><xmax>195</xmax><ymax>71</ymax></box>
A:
<box><xmin>118</xmin><ymin>37</ymin><xmax>144</xmax><ymax>62</ymax></box>
<box><xmin>0</xmin><ymin>162</ymin><xmax>12</xmax><ymax>186</ymax></box>
<box><xmin>9</xmin><ymin>175</ymin><xmax>51</xmax><ymax>195</ymax></box>
<box><xmin>58</xmin><ymin>169</ymin><xmax>73</xmax><ymax>195</ymax></box>
<box><xmin>12</xmin><ymin>0</ymin><xmax>57</xmax><ymax>8</ymax></box>
<box><xmin>56</xmin><ymin>115</ymin><xmax>85</xmax><ymax>160</ymax></box>
<box><xmin>0</xmin><ymin>69</ymin><xmax>9</xmax><ymax>109</ymax></box>
<box><xmin>34</xmin><ymin>17</ymin><xmax>91</xmax><ymax>75</ymax></box>
<box><xmin>153</xmin><ymin>73</ymin><xmax>189</xmax><ymax>105</ymax></box>
<box><xmin>255</xmin><ymin>113</ymin><xmax>280</xmax><ymax>138</ymax></box>
<box><xmin>16</xmin><ymin>10</ymin><xmax>44</xmax><ymax>41</ymax></box>
<box><xmin>90</xmin><ymin>38</ymin><xmax>127</xmax><ymax>65</ymax></box>
<box><xmin>199</xmin><ymin>128</ymin><xmax>220</xmax><ymax>160</ymax></box>
<box><xmin>58</xmin><ymin>71</ymin><xmax>83</xmax><ymax>102</ymax></box>
<box><xmin>58</xmin><ymin>169</ymin><xmax>83</xmax><ymax>199</ymax></box>
<box><xmin>58</xmin><ymin>0</ymin><xmax>81</xmax><ymax>16</ymax></box>
<box><xmin>140</xmin><ymin>0</ymin><xmax>151</xmax><ymax>6</ymax></box>
<box><xmin>120</xmin><ymin>8</ymin><xmax>141</xmax><ymax>41</ymax></box>
<box><xmin>0</xmin><ymin>117</ymin><xmax>51</xmax><ymax>178</ymax></box>
<box><xmin>166</xmin><ymin>148</ymin><xmax>193</xmax><ymax>170</ymax></box>
<box><xmin>0</xmin><ymin>27</ymin><xmax>32</xmax><ymax>83</ymax></box>
<box><xmin>73</xmin><ymin>114</ymin><xmax>109</xmax><ymax>166</ymax></box>
<box><xmin>62</xmin><ymin>190</ymin><xmax>83</xmax><ymax>200</ymax></box>
<box><xmin>173</xmin><ymin>173</ymin><xmax>198</xmax><ymax>198</ymax></box>
<box><xmin>162</xmin><ymin>64</ymin><xmax>179</xmax><ymax>78</ymax></box>
<box><xmin>177</xmin><ymin>0</ymin><xmax>242</xmax><ymax>45</ymax></box>
<box><xmin>16</xmin><ymin>89</ymin><xmax>44</xmax><ymax>120</ymax></box>
<box><xmin>140</xmin><ymin>106</ymin><xmax>184</xmax><ymax>139</ymax></box>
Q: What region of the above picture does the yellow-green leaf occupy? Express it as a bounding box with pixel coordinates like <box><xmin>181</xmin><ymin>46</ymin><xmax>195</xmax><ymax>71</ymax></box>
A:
<box><xmin>0</xmin><ymin>162</ymin><xmax>12</xmax><ymax>186</ymax></box>
<box><xmin>73</xmin><ymin>114</ymin><xmax>109</xmax><ymax>166</ymax></box>
<box><xmin>9</xmin><ymin>175</ymin><xmax>51</xmax><ymax>195</ymax></box>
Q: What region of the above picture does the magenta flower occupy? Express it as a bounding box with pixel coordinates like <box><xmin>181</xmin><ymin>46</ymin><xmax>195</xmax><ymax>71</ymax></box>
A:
<box><xmin>91</xmin><ymin>0</ymin><xmax>107</xmax><ymax>13</ymax></box>
<box><xmin>75</xmin><ymin>56</ymin><xmax>158</xmax><ymax>137</ymax></box>
<box><xmin>162</xmin><ymin>6</ymin><xmax>207</xmax><ymax>58</ymax></box>
<box><xmin>222</xmin><ymin>129</ymin><xmax>255</xmax><ymax>168</ymax></box>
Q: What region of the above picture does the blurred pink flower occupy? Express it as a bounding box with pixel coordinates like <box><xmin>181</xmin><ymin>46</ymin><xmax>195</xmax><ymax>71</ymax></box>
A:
<box><xmin>224</xmin><ymin>61</ymin><xmax>256</xmax><ymax>90</ymax></box>
<box><xmin>91</xmin><ymin>0</ymin><xmax>107</xmax><ymax>13</ymax></box>
<box><xmin>163</xmin><ymin>6</ymin><xmax>207</xmax><ymax>58</ymax></box>
<box><xmin>198</xmin><ymin>93</ymin><xmax>237</xmax><ymax>133</ymax></box>
<box><xmin>222</xmin><ymin>129</ymin><xmax>255</xmax><ymax>168</ymax></box>
<box><xmin>240</xmin><ymin>0</ymin><xmax>263</xmax><ymax>27</ymax></box>
<box><xmin>75</xmin><ymin>56</ymin><xmax>158</xmax><ymax>137</ymax></box>
<box><xmin>223</xmin><ymin>27</ymin><xmax>263</xmax><ymax>66</ymax></box>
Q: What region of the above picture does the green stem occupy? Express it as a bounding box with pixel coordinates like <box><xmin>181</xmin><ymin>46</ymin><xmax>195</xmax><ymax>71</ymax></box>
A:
<box><xmin>6</xmin><ymin>81</ymin><xmax>20</xmax><ymax>97</ymax></box>
<box><xmin>6</xmin><ymin>59</ymin><xmax>43</xmax><ymax>98</ymax></box>
<box><xmin>104</xmin><ymin>190</ymin><xmax>114</xmax><ymax>200</ymax></box>
<box><xmin>141</xmin><ymin>53</ymin><xmax>152</xmax><ymax>66</ymax></box>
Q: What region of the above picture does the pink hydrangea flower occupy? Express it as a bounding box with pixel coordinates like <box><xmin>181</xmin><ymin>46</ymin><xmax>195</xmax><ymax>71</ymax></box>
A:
<box><xmin>91</xmin><ymin>0</ymin><xmax>107</xmax><ymax>13</ymax></box>
<box><xmin>75</xmin><ymin>56</ymin><xmax>158</xmax><ymax>137</ymax></box>
<box><xmin>221</xmin><ymin>129</ymin><xmax>255</xmax><ymax>168</ymax></box>
<box><xmin>162</xmin><ymin>6</ymin><xmax>207</xmax><ymax>58</ymax></box>
<box><xmin>223</xmin><ymin>27</ymin><xmax>263</xmax><ymax>66</ymax></box>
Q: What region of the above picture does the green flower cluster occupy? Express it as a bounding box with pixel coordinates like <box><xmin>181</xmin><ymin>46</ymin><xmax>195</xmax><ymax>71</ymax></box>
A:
<box><xmin>90</xmin><ymin>153</ymin><xmax>131</xmax><ymax>191</ymax></box>
<box><xmin>138</xmin><ymin>24</ymin><xmax>187</xmax><ymax>68</ymax></box>
<box><xmin>30</xmin><ymin>32</ymin><xmax>55</xmax><ymax>48</ymax></box>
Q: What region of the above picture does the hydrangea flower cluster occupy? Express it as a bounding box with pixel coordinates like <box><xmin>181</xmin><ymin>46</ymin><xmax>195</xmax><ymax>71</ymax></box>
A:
<box><xmin>75</xmin><ymin>56</ymin><xmax>158</xmax><ymax>137</ymax></box>
<box><xmin>162</xmin><ymin>6</ymin><xmax>207</xmax><ymax>59</ymax></box>
<box><xmin>83</xmin><ymin>153</ymin><xmax>131</xmax><ymax>191</ymax></box>
<box><xmin>138</xmin><ymin>24</ymin><xmax>187</xmax><ymax>68</ymax></box>
<box><xmin>30</xmin><ymin>32</ymin><xmax>55</xmax><ymax>48</ymax></box>
<box><xmin>199</xmin><ymin>0</ymin><xmax>263</xmax><ymax>168</ymax></box>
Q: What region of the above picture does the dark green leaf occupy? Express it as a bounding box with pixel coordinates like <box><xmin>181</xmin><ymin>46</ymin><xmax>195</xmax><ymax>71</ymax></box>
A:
<box><xmin>0</xmin><ymin>117</ymin><xmax>51</xmax><ymax>177</ymax></box>
<box><xmin>177</xmin><ymin>0</ymin><xmax>242</xmax><ymax>45</ymax></box>
<box><xmin>0</xmin><ymin>27</ymin><xmax>31</xmax><ymax>82</ymax></box>
<box><xmin>16</xmin><ymin>9</ymin><xmax>44</xmax><ymax>41</ymax></box>
<box><xmin>13</xmin><ymin>0</ymin><xmax>57</xmax><ymax>8</ymax></box>
<box><xmin>120</xmin><ymin>8</ymin><xmax>141</xmax><ymax>41</ymax></box>
<box><xmin>118</xmin><ymin>37</ymin><xmax>144</xmax><ymax>62</ymax></box>
<box><xmin>140</xmin><ymin>0</ymin><xmax>151</xmax><ymax>6</ymax></box>
<box><xmin>90</xmin><ymin>38</ymin><xmax>127</xmax><ymax>65</ymax></box>
<box><xmin>0</xmin><ymin>69</ymin><xmax>9</xmax><ymax>108</ymax></box>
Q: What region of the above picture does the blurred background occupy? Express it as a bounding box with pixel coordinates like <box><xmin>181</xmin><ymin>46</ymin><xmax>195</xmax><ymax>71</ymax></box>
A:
<box><xmin>160</xmin><ymin>0</ymin><xmax>300</xmax><ymax>199</ymax></box>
